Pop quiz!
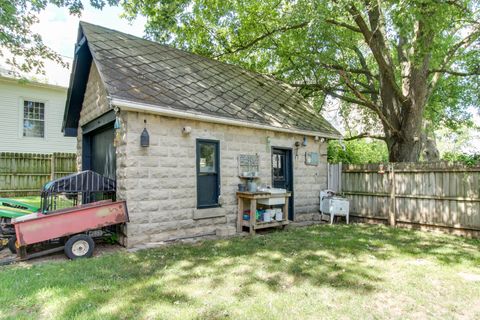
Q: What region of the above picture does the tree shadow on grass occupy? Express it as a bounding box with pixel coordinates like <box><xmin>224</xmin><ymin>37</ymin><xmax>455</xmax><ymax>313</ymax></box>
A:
<box><xmin>1</xmin><ymin>224</ymin><xmax>479</xmax><ymax>319</ymax></box>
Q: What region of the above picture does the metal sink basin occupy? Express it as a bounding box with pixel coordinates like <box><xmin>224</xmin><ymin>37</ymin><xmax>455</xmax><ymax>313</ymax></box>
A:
<box><xmin>257</xmin><ymin>187</ymin><xmax>287</xmax><ymax>194</ymax></box>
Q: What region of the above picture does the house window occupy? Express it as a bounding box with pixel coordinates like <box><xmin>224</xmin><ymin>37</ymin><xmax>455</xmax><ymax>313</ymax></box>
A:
<box><xmin>196</xmin><ymin>139</ymin><xmax>220</xmax><ymax>208</ymax></box>
<box><xmin>23</xmin><ymin>100</ymin><xmax>45</xmax><ymax>138</ymax></box>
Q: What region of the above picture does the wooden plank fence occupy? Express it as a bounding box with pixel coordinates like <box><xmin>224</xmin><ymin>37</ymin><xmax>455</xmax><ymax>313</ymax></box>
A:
<box><xmin>331</xmin><ymin>162</ymin><xmax>480</xmax><ymax>233</ymax></box>
<box><xmin>0</xmin><ymin>152</ymin><xmax>77</xmax><ymax>197</ymax></box>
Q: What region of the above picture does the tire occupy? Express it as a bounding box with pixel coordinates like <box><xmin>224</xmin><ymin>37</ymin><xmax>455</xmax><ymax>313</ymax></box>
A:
<box><xmin>8</xmin><ymin>236</ymin><xmax>17</xmax><ymax>254</ymax></box>
<box><xmin>64</xmin><ymin>234</ymin><xmax>95</xmax><ymax>260</ymax></box>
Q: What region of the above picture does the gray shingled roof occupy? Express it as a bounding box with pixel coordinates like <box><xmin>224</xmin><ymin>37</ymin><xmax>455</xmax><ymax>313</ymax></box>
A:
<box><xmin>80</xmin><ymin>22</ymin><xmax>340</xmax><ymax>137</ymax></box>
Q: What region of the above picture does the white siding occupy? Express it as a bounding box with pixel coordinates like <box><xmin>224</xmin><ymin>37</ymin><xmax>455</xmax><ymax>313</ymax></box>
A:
<box><xmin>0</xmin><ymin>78</ymin><xmax>76</xmax><ymax>153</ymax></box>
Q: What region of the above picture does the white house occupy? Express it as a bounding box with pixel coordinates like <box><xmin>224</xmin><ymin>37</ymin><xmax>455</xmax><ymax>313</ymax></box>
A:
<box><xmin>0</xmin><ymin>60</ymin><xmax>76</xmax><ymax>153</ymax></box>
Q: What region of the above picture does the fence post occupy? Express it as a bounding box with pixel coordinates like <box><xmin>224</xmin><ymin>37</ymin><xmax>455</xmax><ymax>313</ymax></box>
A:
<box><xmin>338</xmin><ymin>162</ymin><xmax>342</xmax><ymax>193</ymax></box>
<box><xmin>51</xmin><ymin>153</ymin><xmax>55</xmax><ymax>180</ymax></box>
<box><xmin>388</xmin><ymin>163</ymin><xmax>396</xmax><ymax>226</ymax></box>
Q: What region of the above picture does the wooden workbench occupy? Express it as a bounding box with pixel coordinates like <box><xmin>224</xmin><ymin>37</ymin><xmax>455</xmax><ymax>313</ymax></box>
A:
<box><xmin>236</xmin><ymin>191</ymin><xmax>291</xmax><ymax>234</ymax></box>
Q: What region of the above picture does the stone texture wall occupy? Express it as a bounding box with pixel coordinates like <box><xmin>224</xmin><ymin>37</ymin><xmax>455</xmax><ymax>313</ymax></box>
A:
<box><xmin>76</xmin><ymin>62</ymin><xmax>112</xmax><ymax>170</ymax></box>
<box><xmin>121</xmin><ymin>111</ymin><xmax>328</xmax><ymax>247</ymax></box>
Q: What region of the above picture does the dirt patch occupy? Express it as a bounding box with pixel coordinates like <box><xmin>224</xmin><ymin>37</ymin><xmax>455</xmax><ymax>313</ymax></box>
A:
<box><xmin>0</xmin><ymin>242</ymin><xmax>125</xmax><ymax>266</ymax></box>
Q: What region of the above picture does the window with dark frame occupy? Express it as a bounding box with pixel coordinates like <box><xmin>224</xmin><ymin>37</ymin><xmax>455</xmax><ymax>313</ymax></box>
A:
<box><xmin>23</xmin><ymin>100</ymin><xmax>45</xmax><ymax>138</ymax></box>
<box><xmin>196</xmin><ymin>140</ymin><xmax>220</xmax><ymax>208</ymax></box>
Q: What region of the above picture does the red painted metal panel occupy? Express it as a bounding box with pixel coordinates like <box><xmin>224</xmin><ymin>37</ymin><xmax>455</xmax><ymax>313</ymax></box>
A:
<box><xmin>14</xmin><ymin>201</ymin><xmax>128</xmax><ymax>246</ymax></box>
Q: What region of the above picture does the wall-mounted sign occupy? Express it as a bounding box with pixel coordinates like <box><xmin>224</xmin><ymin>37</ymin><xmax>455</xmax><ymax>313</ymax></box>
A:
<box><xmin>238</xmin><ymin>154</ymin><xmax>260</xmax><ymax>177</ymax></box>
<box><xmin>305</xmin><ymin>152</ymin><xmax>319</xmax><ymax>166</ymax></box>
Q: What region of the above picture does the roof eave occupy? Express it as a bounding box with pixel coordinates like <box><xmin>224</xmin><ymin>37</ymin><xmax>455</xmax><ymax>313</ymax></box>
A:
<box><xmin>0</xmin><ymin>75</ymin><xmax>67</xmax><ymax>91</ymax></box>
<box><xmin>62</xmin><ymin>28</ymin><xmax>93</xmax><ymax>136</ymax></box>
<box><xmin>111</xmin><ymin>97</ymin><xmax>342</xmax><ymax>140</ymax></box>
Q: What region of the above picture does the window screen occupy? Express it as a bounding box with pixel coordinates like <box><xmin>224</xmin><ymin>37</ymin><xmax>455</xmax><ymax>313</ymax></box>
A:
<box><xmin>23</xmin><ymin>100</ymin><xmax>45</xmax><ymax>138</ymax></box>
<box><xmin>196</xmin><ymin>140</ymin><xmax>220</xmax><ymax>208</ymax></box>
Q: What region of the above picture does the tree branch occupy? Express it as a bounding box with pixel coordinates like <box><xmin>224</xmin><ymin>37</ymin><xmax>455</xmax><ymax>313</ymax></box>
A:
<box><xmin>338</xmin><ymin>70</ymin><xmax>379</xmax><ymax>110</ymax></box>
<box><xmin>397</xmin><ymin>34</ymin><xmax>410</xmax><ymax>96</ymax></box>
<box><xmin>293</xmin><ymin>78</ymin><xmax>397</xmax><ymax>134</ymax></box>
<box><xmin>214</xmin><ymin>21</ymin><xmax>309</xmax><ymax>58</ymax></box>
<box><xmin>325</xmin><ymin>19</ymin><xmax>361</xmax><ymax>33</ymax></box>
<box><xmin>429</xmin><ymin>68</ymin><xmax>480</xmax><ymax>76</ymax></box>
<box><xmin>319</xmin><ymin>63</ymin><xmax>374</xmax><ymax>76</ymax></box>
<box><xmin>429</xmin><ymin>26</ymin><xmax>480</xmax><ymax>93</ymax></box>
<box><xmin>291</xmin><ymin>83</ymin><xmax>375</xmax><ymax>108</ymax></box>
<box><xmin>352</xmin><ymin>46</ymin><xmax>379</xmax><ymax>103</ymax></box>
<box><xmin>348</xmin><ymin>3</ymin><xmax>406</xmax><ymax>103</ymax></box>
<box><xmin>338</xmin><ymin>69</ymin><xmax>399</xmax><ymax>134</ymax></box>
<box><xmin>344</xmin><ymin>132</ymin><xmax>386</xmax><ymax>141</ymax></box>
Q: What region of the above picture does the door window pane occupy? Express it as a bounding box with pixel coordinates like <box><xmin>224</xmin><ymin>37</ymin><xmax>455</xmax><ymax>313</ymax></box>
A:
<box><xmin>23</xmin><ymin>100</ymin><xmax>45</xmax><ymax>137</ymax></box>
<box><xmin>199</xmin><ymin>143</ymin><xmax>216</xmax><ymax>173</ymax></box>
<box><xmin>273</xmin><ymin>153</ymin><xmax>284</xmax><ymax>180</ymax></box>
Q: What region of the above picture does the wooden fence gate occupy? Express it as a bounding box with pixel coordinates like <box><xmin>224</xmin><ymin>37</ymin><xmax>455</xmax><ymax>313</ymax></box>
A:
<box><xmin>0</xmin><ymin>152</ymin><xmax>77</xmax><ymax>197</ymax></box>
<box><xmin>330</xmin><ymin>162</ymin><xmax>480</xmax><ymax>235</ymax></box>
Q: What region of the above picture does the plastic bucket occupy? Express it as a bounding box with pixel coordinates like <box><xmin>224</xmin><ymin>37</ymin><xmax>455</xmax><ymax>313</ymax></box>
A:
<box><xmin>263</xmin><ymin>210</ymin><xmax>273</xmax><ymax>222</ymax></box>
<box><xmin>275</xmin><ymin>209</ymin><xmax>283</xmax><ymax>221</ymax></box>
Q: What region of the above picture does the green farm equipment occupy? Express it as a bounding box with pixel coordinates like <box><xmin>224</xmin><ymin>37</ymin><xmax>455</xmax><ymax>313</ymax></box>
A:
<box><xmin>0</xmin><ymin>198</ymin><xmax>39</xmax><ymax>251</ymax></box>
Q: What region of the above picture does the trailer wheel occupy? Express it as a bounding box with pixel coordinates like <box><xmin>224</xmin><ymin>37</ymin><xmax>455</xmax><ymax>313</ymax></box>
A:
<box><xmin>7</xmin><ymin>236</ymin><xmax>17</xmax><ymax>254</ymax></box>
<box><xmin>64</xmin><ymin>234</ymin><xmax>94</xmax><ymax>259</ymax></box>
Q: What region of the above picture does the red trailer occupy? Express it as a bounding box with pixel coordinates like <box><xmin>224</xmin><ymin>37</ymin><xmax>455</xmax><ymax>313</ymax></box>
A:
<box><xmin>13</xmin><ymin>200</ymin><xmax>128</xmax><ymax>260</ymax></box>
<box><xmin>6</xmin><ymin>171</ymin><xmax>129</xmax><ymax>260</ymax></box>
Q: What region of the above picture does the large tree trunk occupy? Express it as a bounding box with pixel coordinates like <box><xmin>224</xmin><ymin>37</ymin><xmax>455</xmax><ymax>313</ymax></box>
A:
<box><xmin>385</xmin><ymin>129</ymin><xmax>440</xmax><ymax>162</ymax></box>
<box><xmin>386</xmin><ymin>135</ymin><xmax>423</xmax><ymax>162</ymax></box>
<box><xmin>381</xmin><ymin>86</ymin><xmax>425</xmax><ymax>162</ymax></box>
<box><xmin>380</xmin><ymin>52</ymin><xmax>433</xmax><ymax>162</ymax></box>
<box><xmin>421</xmin><ymin>133</ymin><xmax>440</xmax><ymax>161</ymax></box>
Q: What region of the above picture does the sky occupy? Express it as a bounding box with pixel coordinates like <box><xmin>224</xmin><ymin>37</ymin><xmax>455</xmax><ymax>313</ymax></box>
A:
<box><xmin>34</xmin><ymin>3</ymin><xmax>147</xmax><ymax>59</ymax></box>
<box><xmin>0</xmin><ymin>3</ymin><xmax>147</xmax><ymax>86</ymax></box>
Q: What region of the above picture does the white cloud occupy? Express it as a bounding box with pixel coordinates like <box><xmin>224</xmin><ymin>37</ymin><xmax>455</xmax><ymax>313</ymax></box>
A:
<box><xmin>33</xmin><ymin>3</ymin><xmax>147</xmax><ymax>58</ymax></box>
<box><xmin>0</xmin><ymin>3</ymin><xmax>147</xmax><ymax>86</ymax></box>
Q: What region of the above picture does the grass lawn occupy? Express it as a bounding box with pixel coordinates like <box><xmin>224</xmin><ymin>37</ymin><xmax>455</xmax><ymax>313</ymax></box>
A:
<box><xmin>0</xmin><ymin>224</ymin><xmax>479</xmax><ymax>320</ymax></box>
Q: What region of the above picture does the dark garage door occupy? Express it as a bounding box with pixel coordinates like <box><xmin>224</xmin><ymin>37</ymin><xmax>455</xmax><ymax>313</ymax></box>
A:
<box><xmin>83</xmin><ymin>124</ymin><xmax>116</xmax><ymax>180</ymax></box>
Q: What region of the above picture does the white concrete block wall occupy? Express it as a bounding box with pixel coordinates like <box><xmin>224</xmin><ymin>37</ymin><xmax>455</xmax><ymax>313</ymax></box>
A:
<box><xmin>121</xmin><ymin>111</ymin><xmax>328</xmax><ymax>247</ymax></box>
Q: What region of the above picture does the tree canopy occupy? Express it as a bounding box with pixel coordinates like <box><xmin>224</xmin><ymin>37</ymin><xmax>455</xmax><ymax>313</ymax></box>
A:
<box><xmin>0</xmin><ymin>0</ymin><xmax>117</xmax><ymax>74</ymax></box>
<box><xmin>123</xmin><ymin>0</ymin><xmax>480</xmax><ymax>162</ymax></box>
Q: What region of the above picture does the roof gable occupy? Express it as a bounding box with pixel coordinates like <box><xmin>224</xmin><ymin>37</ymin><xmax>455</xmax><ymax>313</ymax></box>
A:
<box><xmin>63</xmin><ymin>22</ymin><xmax>341</xmax><ymax>138</ymax></box>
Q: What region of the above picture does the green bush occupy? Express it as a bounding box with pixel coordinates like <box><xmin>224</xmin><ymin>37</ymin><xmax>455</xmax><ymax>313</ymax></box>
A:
<box><xmin>328</xmin><ymin>140</ymin><xmax>388</xmax><ymax>164</ymax></box>
<box><xmin>442</xmin><ymin>152</ymin><xmax>480</xmax><ymax>165</ymax></box>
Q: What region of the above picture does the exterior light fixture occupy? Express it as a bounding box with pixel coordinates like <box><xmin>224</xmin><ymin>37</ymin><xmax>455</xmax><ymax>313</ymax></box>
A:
<box><xmin>140</xmin><ymin>119</ymin><xmax>149</xmax><ymax>147</ymax></box>
<box><xmin>302</xmin><ymin>136</ymin><xmax>307</xmax><ymax>147</ymax></box>
<box><xmin>113</xmin><ymin>116</ymin><xmax>122</xmax><ymax>147</ymax></box>
<box><xmin>114</xmin><ymin>116</ymin><xmax>121</xmax><ymax>130</ymax></box>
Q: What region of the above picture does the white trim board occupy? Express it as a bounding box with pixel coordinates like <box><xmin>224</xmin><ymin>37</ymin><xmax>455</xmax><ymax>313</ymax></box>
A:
<box><xmin>111</xmin><ymin>98</ymin><xmax>342</xmax><ymax>139</ymax></box>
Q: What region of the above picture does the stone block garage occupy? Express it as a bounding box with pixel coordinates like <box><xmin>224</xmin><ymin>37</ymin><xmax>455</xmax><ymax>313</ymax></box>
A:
<box><xmin>63</xmin><ymin>22</ymin><xmax>341</xmax><ymax>247</ymax></box>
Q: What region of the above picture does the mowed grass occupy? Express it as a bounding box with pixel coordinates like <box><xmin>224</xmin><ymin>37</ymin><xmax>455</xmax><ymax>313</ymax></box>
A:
<box><xmin>0</xmin><ymin>224</ymin><xmax>479</xmax><ymax>320</ymax></box>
